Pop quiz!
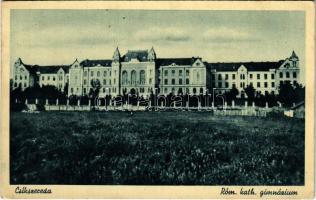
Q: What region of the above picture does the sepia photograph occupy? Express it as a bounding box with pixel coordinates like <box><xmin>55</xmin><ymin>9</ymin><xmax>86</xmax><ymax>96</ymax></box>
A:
<box><xmin>1</xmin><ymin>1</ymin><xmax>314</xmax><ymax>199</ymax></box>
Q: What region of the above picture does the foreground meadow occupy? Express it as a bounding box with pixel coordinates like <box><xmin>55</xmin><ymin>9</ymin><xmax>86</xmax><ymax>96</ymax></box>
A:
<box><xmin>10</xmin><ymin>111</ymin><xmax>304</xmax><ymax>185</ymax></box>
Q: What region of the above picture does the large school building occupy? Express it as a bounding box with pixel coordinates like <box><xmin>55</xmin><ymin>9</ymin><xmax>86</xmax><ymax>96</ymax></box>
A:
<box><xmin>12</xmin><ymin>47</ymin><xmax>300</xmax><ymax>98</ymax></box>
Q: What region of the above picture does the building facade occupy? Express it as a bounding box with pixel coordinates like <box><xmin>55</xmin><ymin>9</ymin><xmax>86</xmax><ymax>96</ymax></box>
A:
<box><xmin>12</xmin><ymin>48</ymin><xmax>300</xmax><ymax>98</ymax></box>
<box><xmin>207</xmin><ymin>51</ymin><xmax>300</xmax><ymax>96</ymax></box>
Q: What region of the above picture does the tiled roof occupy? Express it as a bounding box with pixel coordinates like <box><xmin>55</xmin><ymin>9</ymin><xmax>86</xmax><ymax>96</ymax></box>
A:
<box><xmin>23</xmin><ymin>64</ymin><xmax>71</xmax><ymax>74</ymax></box>
<box><xmin>80</xmin><ymin>59</ymin><xmax>112</xmax><ymax>67</ymax></box>
<box><xmin>207</xmin><ymin>60</ymin><xmax>284</xmax><ymax>72</ymax></box>
<box><xmin>156</xmin><ymin>57</ymin><xmax>199</xmax><ymax>66</ymax></box>
<box><xmin>36</xmin><ymin>65</ymin><xmax>70</xmax><ymax>74</ymax></box>
<box><xmin>122</xmin><ymin>50</ymin><xmax>148</xmax><ymax>62</ymax></box>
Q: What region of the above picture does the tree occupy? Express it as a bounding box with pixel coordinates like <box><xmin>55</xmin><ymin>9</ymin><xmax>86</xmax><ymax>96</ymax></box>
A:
<box><xmin>278</xmin><ymin>81</ymin><xmax>296</xmax><ymax>107</ymax></box>
<box><xmin>226</xmin><ymin>85</ymin><xmax>239</xmax><ymax>102</ymax></box>
<box><xmin>293</xmin><ymin>82</ymin><xmax>305</xmax><ymax>103</ymax></box>
<box><xmin>89</xmin><ymin>79</ymin><xmax>101</xmax><ymax>106</ymax></box>
<box><xmin>244</xmin><ymin>84</ymin><xmax>255</xmax><ymax>101</ymax></box>
<box><xmin>63</xmin><ymin>82</ymin><xmax>69</xmax><ymax>96</ymax></box>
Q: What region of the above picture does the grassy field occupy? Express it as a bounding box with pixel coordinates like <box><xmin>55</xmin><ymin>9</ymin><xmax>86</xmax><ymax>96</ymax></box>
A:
<box><xmin>10</xmin><ymin>111</ymin><xmax>304</xmax><ymax>185</ymax></box>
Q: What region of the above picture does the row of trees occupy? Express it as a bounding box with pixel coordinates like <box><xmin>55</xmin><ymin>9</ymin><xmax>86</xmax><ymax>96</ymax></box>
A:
<box><xmin>10</xmin><ymin>80</ymin><xmax>305</xmax><ymax>109</ymax></box>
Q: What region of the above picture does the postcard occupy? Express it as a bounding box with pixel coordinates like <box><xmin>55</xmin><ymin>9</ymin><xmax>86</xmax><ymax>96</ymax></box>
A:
<box><xmin>0</xmin><ymin>1</ymin><xmax>314</xmax><ymax>199</ymax></box>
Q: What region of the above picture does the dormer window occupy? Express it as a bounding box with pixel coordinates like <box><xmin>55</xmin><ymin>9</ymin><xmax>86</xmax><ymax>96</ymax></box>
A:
<box><xmin>196</xmin><ymin>62</ymin><xmax>200</xmax><ymax>66</ymax></box>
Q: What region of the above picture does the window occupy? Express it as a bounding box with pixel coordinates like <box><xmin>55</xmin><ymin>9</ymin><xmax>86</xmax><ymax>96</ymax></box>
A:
<box><xmin>264</xmin><ymin>82</ymin><xmax>268</xmax><ymax>88</ymax></box>
<box><xmin>293</xmin><ymin>72</ymin><xmax>297</xmax><ymax>78</ymax></box>
<box><xmin>264</xmin><ymin>74</ymin><xmax>267</xmax><ymax>79</ymax></box>
<box><xmin>122</xmin><ymin>71</ymin><xmax>128</xmax><ymax>85</ymax></box>
<box><xmin>257</xmin><ymin>74</ymin><xmax>260</xmax><ymax>79</ymax></box>
<box><xmin>149</xmin><ymin>69</ymin><xmax>152</xmax><ymax>75</ymax></box>
<box><xmin>240</xmin><ymin>74</ymin><xmax>243</xmax><ymax>79</ymax></box>
<box><xmin>293</xmin><ymin>61</ymin><xmax>297</xmax><ymax>67</ymax></box>
<box><xmin>218</xmin><ymin>74</ymin><xmax>222</xmax><ymax>80</ymax></box>
<box><xmin>200</xmin><ymin>88</ymin><xmax>203</xmax><ymax>94</ymax></box>
<box><xmin>71</xmin><ymin>88</ymin><xmax>73</xmax><ymax>93</ymax></box>
<box><xmin>164</xmin><ymin>88</ymin><xmax>168</xmax><ymax>93</ymax></box>
<box><xmin>91</xmin><ymin>71</ymin><xmax>94</xmax><ymax>77</ymax></box>
<box><xmin>104</xmin><ymin>71</ymin><xmax>107</xmax><ymax>77</ymax></box>
<box><xmin>97</xmin><ymin>71</ymin><xmax>100</xmax><ymax>77</ymax></box>
<box><xmin>225</xmin><ymin>74</ymin><xmax>228</xmax><ymax>80</ymax></box>
<box><xmin>24</xmin><ymin>83</ymin><xmax>27</xmax><ymax>87</ymax></box>
<box><xmin>271</xmin><ymin>74</ymin><xmax>275</xmax><ymax>79</ymax></box>
<box><xmin>25</xmin><ymin>75</ymin><xmax>27</xmax><ymax>80</ymax></box>
<box><xmin>271</xmin><ymin>82</ymin><xmax>275</xmax><ymax>87</ymax></box>
<box><xmin>286</xmin><ymin>72</ymin><xmax>290</xmax><ymax>78</ymax></box>
<box><xmin>114</xmin><ymin>79</ymin><xmax>116</xmax><ymax>84</ymax></box>
<box><xmin>164</xmin><ymin>70</ymin><xmax>168</xmax><ymax>76</ymax></box>
<box><xmin>179</xmin><ymin>70</ymin><xmax>183</xmax><ymax>76</ymax></box>
<box><xmin>186</xmin><ymin>70</ymin><xmax>189</xmax><ymax>76</ymax></box>
<box><xmin>193</xmin><ymin>88</ymin><xmax>196</xmax><ymax>94</ymax></box>
<box><xmin>279</xmin><ymin>72</ymin><xmax>283</xmax><ymax>78</ymax></box>
<box><xmin>42</xmin><ymin>76</ymin><xmax>44</xmax><ymax>81</ymax></box>
<box><xmin>225</xmin><ymin>82</ymin><xmax>229</xmax><ymax>88</ymax></box>
<box><xmin>218</xmin><ymin>82</ymin><xmax>222</xmax><ymax>88</ymax></box>
<box><xmin>240</xmin><ymin>83</ymin><xmax>242</xmax><ymax>88</ymax></box>
<box><xmin>164</xmin><ymin>79</ymin><xmax>168</xmax><ymax>84</ymax></box>
<box><xmin>186</xmin><ymin>88</ymin><xmax>189</xmax><ymax>94</ymax></box>
<box><xmin>83</xmin><ymin>88</ymin><xmax>86</xmax><ymax>94</ymax></box>
<box><xmin>14</xmin><ymin>83</ymin><xmax>17</xmax><ymax>87</ymax></box>
<box><xmin>140</xmin><ymin>70</ymin><xmax>146</xmax><ymax>84</ymax></box>
<box><xmin>53</xmin><ymin>77</ymin><xmax>56</xmax><ymax>81</ymax></box>
<box><xmin>257</xmin><ymin>82</ymin><xmax>260</xmax><ymax>88</ymax></box>
<box><xmin>131</xmin><ymin>70</ymin><xmax>136</xmax><ymax>84</ymax></box>
<box><xmin>103</xmin><ymin>79</ymin><xmax>106</xmax><ymax>85</ymax></box>
<box><xmin>149</xmin><ymin>78</ymin><xmax>152</xmax><ymax>84</ymax></box>
<box><xmin>179</xmin><ymin>79</ymin><xmax>183</xmax><ymax>85</ymax></box>
<box><xmin>114</xmin><ymin>70</ymin><xmax>117</xmax><ymax>75</ymax></box>
<box><xmin>83</xmin><ymin>80</ymin><xmax>87</xmax><ymax>85</ymax></box>
<box><xmin>48</xmin><ymin>76</ymin><xmax>50</xmax><ymax>81</ymax></box>
<box><xmin>15</xmin><ymin>76</ymin><xmax>17</xmax><ymax>80</ymax></box>
<box><xmin>172</xmin><ymin>70</ymin><xmax>175</xmax><ymax>76</ymax></box>
<box><xmin>186</xmin><ymin>78</ymin><xmax>189</xmax><ymax>84</ymax></box>
<box><xmin>20</xmin><ymin>76</ymin><xmax>22</xmax><ymax>80</ymax></box>
<box><xmin>172</xmin><ymin>79</ymin><xmax>175</xmax><ymax>84</ymax></box>
<box><xmin>84</xmin><ymin>71</ymin><xmax>87</xmax><ymax>77</ymax></box>
<box><xmin>232</xmin><ymin>74</ymin><xmax>236</xmax><ymax>80</ymax></box>
<box><xmin>250</xmin><ymin>74</ymin><xmax>253</xmax><ymax>79</ymax></box>
<box><xmin>249</xmin><ymin>82</ymin><xmax>253</xmax><ymax>86</ymax></box>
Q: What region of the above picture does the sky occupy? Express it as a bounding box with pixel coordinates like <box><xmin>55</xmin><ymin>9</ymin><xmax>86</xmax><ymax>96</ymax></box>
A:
<box><xmin>10</xmin><ymin>10</ymin><xmax>305</xmax><ymax>81</ymax></box>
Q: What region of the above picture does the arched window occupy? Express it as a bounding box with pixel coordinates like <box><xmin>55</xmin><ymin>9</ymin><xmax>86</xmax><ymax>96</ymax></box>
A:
<box><xmin>286</xmin><ymin>72</ymin><xmax>290</xmax><ymax>78</ymax></box>
<box><xmin>122</xmin><ymin>71</ymin><xmax>128</xmax><ymax>85</ymax></box>
<box><xmin>178</xmin><ymin>88</ymin><xmax>183</xmax><ymax>94</ymax></box>
<box><xmin>140</xmin><ymin>70</ymin><xmax>146</xmax><ymax>84</ymax></box>
<box><xmin>193</xmin><ymin>88</ymin><xmax>197</xmax><ymax>94</ymax></box>
<box><xmin>131</xmin><ymin>70</ymin><xmax>136</xmax><ymax>84</ymax></box>
<box><xmin>104</xmin><ymin>71</ymin><xmax>107</xmax><ymax>77</ymax></box>
<box><xmin>200</xmin><ymin>88</ymin><xmax>203</xmax><ymax>94</ymax></box>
